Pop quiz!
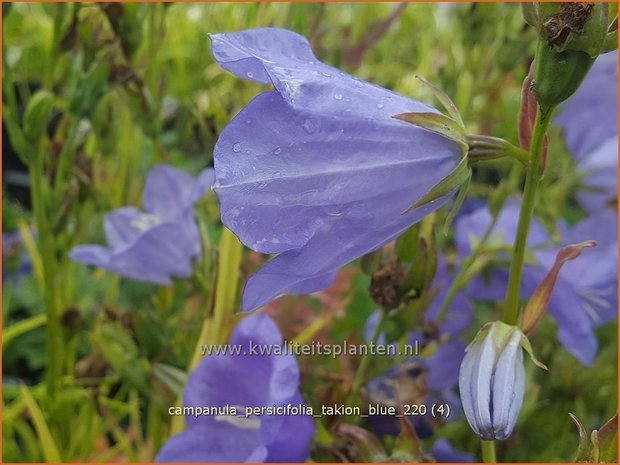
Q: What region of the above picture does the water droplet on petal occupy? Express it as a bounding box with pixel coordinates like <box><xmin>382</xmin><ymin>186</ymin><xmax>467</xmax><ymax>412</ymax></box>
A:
<box><xmin>334</xmin><ymin>93</ymin><xmax>343</xmax><ymax>100</ymax></box>
<box><xmin>308</xmin><ymin>60</ymin><xmax>315</xmax><ymax>65</ymax></box>
<box><xmin>232</xmin><ymin>143</ymin><xmax>241</xmax><ymax>153</ymax></box>
<box><xmin>302</xmin><ymin>119</ymin><xmax>316</xmax><ymax>134</ymax></box>
<box><xmin>274</xmin><ymin>147</ymin><xmax>282</xmax><ymax>155</ymax></box>
<box><xmin>321</xmin><ymin>72</ymin><xmax>331</xmax><ymax>77</ymax></box>
<box><xmin>246</xmin><ymin>71</ymin><xmax>254</xmax><ymax>78</ymax></box>
<box><xmin>377</xmin><ymin>103</ymin><xmax>384</xmax><ymax>109</ymax></box>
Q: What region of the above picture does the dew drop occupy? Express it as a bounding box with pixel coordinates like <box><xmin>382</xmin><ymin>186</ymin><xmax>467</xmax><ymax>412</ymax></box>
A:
<box><xmin>246</xmin><ymin>71</ymin><xmax>254</xmax><ymax>78</ymax></box>
<box><xmin>334</xmin><ymin>93</ymin><xmax>343</xmax><ymax>100</ymax></box>
<box><xmin>377</xmin><ymin>103</ymin><xmax>384</xmax><ymax>109</ymax></box>
<box><xmin>232</xmin><ymin>143</ymin><xmax>241</xmax><ymax>153</ymax></box>
<box><xmin>302</xmin><ymin>119</ymin><xmax>316</xmax><ymax>134</ymax></box>
<box><xmin>321</xmin><ymin>72</ymin><xmax>331</xmax><ymax>77</ymax></box>
<box><xmin>274</xmin><ymin>147</ymin><xmax>282</xmax><ymax>155</ymax></box>
<box><xmin>308</xmin><ymin>60</ymin><xmax>315</xmax><ymax>65</ymax></box>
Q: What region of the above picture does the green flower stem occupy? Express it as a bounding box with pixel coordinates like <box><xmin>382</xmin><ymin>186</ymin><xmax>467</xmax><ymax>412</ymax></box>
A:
<box><xmin>481</xmin><ymin>439</ymin><xmax>497</xmax><ymax>462</ymax></box>
<box><xmin>31</xmin><ymin>150</ymin><xmax>63</xmax><ymax>396</ymax></box>
<box><xmin>504</xmin><ymin>106</ymin><xmax>555</xmax><ymax>325</ymax></box>
<box><xmin>348</xmin><ymin>308</ymin><xmax>387</xmax><ymax>408</ymax></box>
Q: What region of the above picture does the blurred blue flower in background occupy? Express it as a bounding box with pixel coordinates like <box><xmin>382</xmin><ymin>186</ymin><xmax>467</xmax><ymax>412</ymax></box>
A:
<box><xmin>554</xmin><ymin>50</ymin><xmax>617</xmax><ymax>162</ymax></box>
<box><xmin>210</xmin><ymin>28</ymin><xmax>462</xmax><ymax>311</ymax></box>
<box><xmin>156</xmin><ymin>313</ymin><xmax>315</xmax><ymax>463</ymax></box>
<box><xmin>555</xmin><ymin>50</ymin><xmax>618</xmax><ymax>213</ymax></box>
<box><xmin>456</xmin><ymin>202</ymin><xmax>617</xmax><ymax>365</ymax></box>
<box><xmin>2</xmin><ymin>231</ymin><xmax>32</xmax><ymax>286</ymax></box>
<box><xmin>430</xmin><ymin>438</ymin><xmax>475</xmax><ymax>462</ymax></box>
<box><xmin>70</xmin><ymin>165</ymin><xmax>214</xmax><ymax>284</ymax></box>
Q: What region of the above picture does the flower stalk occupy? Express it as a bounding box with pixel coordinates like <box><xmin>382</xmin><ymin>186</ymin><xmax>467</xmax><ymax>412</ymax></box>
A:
<box><xmin>503</xmin><ymin>105</ymin><xmax>555</xmax><ymax>325</ymax></box>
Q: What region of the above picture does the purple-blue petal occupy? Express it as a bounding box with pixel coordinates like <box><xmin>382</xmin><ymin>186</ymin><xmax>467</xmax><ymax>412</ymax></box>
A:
<box><xmin>143</xmin><ymin>164</ymin><xmax>196</xmax><ymax>220</ymax></box>
<box><xmin>155</xmin><ymin>425</ymin><xmax>267</xmax><ymax>463</ymax></box>
<box><xmin>554</xmin><ymin>50</ymin><xmax>618</xmax><ymax>161</ymax></box>
<box><xmin>211</xmin><ymin>28</ymin><xmax>461</xmax><ymax>310</ymax></box>
<box><xmin>210</xmin><ymin>28</ymin><xmax>436</xmax><ymax>118</ymax></box>
<box><xmin>575</xmin><ymin>136</ymin><xmax>618</xmax><ymax>213</ymax></box>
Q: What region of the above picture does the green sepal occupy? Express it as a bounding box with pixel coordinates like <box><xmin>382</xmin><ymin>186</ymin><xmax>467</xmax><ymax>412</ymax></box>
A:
<box><xmin>518</xmin><ymin>332</ymin><xmax>548</xmax><ymax>370</ymax></box>
<box><xmin>393</xmin><ymin>112</ymin><xmax>468</xmax><ymax>155</ymax></box>
<box><xmin>443</xmin><ymin>168</ymin><xmax>471</xmax><ymax>234</ymax></box>
<box><xmin>414</xmin><ymin>75</ymin><xmax>465</xmax><ymax>128</ymax></box>
<box><xmin>596</xmin><ymin>413</ymin><xmax>618</xmax><ymax>462</ymax></box>
<box><xmin>602</xmin><ymin>30</ymin><xmax>618</xmax><ymax>53</ymax></box>
<box><xmin>569</xmin><ymin>413</ymin><xmax>590</xmax><ymax>462</ymax></box>
<box><xmin>402</xmin><ymin>155</ymin><xmax>470</xmax><ymax>214</ymax></box>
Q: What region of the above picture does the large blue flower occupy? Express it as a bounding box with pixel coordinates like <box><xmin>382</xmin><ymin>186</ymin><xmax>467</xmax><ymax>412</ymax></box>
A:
<box><xmin>70</xmin><ymin>165</ymin><xmax>214</xmax><ymax>284</ymax></box>
<box><xmin>456</xmin><ymin>202</ymin><xmax>617</xmax><ymax>365</ymax></box>
<box><xmin>210</xmin><ymin>28</ymin><xmax>462</xmax><ymax>311</ymax></box>
<box><xmin>156</xmin><ymin>313</ymin><xmax>315</xmax><ymax>463</ymax></box>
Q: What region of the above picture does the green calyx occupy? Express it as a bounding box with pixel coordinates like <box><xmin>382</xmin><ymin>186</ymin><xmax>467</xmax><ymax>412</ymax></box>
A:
<box><xmin>467</xmin><ymin>321</ymin><xmax>547</xmax><ymax>370</ymax></box>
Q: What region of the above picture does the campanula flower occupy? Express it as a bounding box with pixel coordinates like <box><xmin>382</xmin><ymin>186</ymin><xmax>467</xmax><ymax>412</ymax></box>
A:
<box><xmin>70</xmin><ymin>165</ymin><xmax>214</xmax><ymax>284</ymax></box>
<box><xmin>456</xmin><ymin>202</ymin><xmax>617</xmax><ymax>365</ymax></box>
<box><xmin>156</xmin><ymin>313</ymin><xmax>315</xmax><ymax>463</ymax></box>
<box><xmin>554</xmin><ymin>50</ymin><xmax>618</xmax><ymax>213</ymax></box>
<box><xmin>210</xmin><ymin>28</ymin><xmax>462</xmax><ymax>311</ymax></box>
<box><xmin>459</xmin><ymin>321</ymin><xmax>526</xmax><ymax>440</ymax></box>
<box><xmin>554</xmin><ymin>50</ymin><xmax>617</xmax><ymax>161</ymax></box>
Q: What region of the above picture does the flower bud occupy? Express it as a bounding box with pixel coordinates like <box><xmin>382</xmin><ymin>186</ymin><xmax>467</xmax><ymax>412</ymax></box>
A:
<box><xmin>526</xmin><ymin>3</ymin><xmax>613</xmax><ymax>109</ymax></box>
<box><xmin>458</xmin><ymin>321</ymin><xmax>526</xmax><ymax>440</ymax></box>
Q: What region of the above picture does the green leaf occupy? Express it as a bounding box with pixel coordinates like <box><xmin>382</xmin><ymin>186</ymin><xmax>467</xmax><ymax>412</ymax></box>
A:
<box><xmin>19</xmin><ymin>384</ymin><xmax>61</xmax><ymax>463</ymax></box>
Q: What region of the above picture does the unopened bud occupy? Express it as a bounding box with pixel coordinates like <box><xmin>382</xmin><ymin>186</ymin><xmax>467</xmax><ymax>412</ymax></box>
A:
<box><xmin>458</xmin><ymin>321</ymin><xmax>526</xmax><ymax>440</ymax></box>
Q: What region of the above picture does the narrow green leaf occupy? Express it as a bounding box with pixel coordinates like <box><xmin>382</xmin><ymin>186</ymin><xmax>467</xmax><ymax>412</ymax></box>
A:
<box><xmin>3</xmin><ymin>314</ymin><xmax>47</xmax><ymax>348</ymax></box>
<box><xmin>393</xmin><ymin>112</ymin><xmax>467</xmax><ymax>153</ymax></box>
<box><xmin>19</xmin><ymin>384</ymin><xmax>61</xmax><ymax>462</ymax></box>
<box><xmin>402</xmin><ymin>156</ymin><xmax>470</xmax><ymax>214</ymax></box>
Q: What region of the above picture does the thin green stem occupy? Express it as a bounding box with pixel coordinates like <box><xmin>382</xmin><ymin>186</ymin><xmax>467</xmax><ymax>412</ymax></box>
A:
<box><xmin>31</xmin><ymin>151</ymin><xmax>63</xmax><ymax>396</ymax></box>
<box><xmin>503</xmin><ymin>106</ymin><xmax>555</xmax><ymax>325</ymax></box>
<box><xmin>348</xmin><ymin>309</ymin><xmax>387</xmax><ymax>407</ymax></box>
<box><xmin>481</xmin><ymin>439</ymin><xmax>497</xmax><ymax>462</ymax></box>
<box><xmin>436</xmin><ymin>213</ymin><xmax>500</xmax><ymax>322</ymax></box>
